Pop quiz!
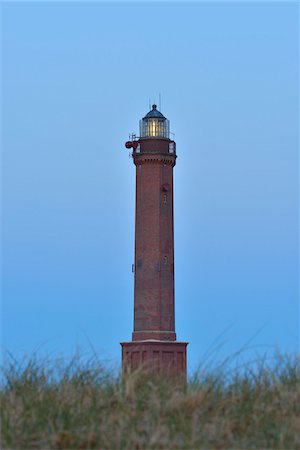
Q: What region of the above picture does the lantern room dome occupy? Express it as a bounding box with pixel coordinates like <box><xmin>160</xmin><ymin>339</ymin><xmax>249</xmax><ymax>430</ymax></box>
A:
<box><xmin>143</xmin><ymin>104</ymin><xmax>166</xmax><ymax>120</ymax></box>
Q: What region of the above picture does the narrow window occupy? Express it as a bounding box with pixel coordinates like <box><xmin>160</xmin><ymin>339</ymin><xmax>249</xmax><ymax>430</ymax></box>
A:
<box><xmin>163</xmin><ymin>194</ymin><xmax>167</xmax><ymax>205</ymax></box>
<box><xmin>163</xmin><ymin>256</ymin><xmax>168</xmax><ymax>265</ymax></box>
<box><xmin>169</xmin><ymin>142</ymin><xmax>174</xmax><ymax>153</ymax></box>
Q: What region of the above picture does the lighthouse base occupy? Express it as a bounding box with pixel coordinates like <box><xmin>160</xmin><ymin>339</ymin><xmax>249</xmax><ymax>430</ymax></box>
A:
<box><xmin>121</xmin><ymin>340</ymin><xmax>188</xmax><ymax>379</ymax></box>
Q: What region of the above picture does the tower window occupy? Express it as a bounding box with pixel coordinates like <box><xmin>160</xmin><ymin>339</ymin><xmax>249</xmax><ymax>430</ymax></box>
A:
<box><xmin>163</xmin><ymin>194</ymin><xmax>167</xmax><ymax>204</ymax></box>
<box><xmin>169</xmin><ymin>142</ymin><xmax>174</xmax><ymax>153</ymax></box>
<box><xmin>163</xmin><ymin>256</ymin><xmax>168</xmax><ymax>265</ymax></box>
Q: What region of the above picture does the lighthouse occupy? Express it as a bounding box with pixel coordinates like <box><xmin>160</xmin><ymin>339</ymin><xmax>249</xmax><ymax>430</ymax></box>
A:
<box><xmin>121</xmin><ymin>104</ymin><xmax>187</xmax><ymax>378</ymax></box>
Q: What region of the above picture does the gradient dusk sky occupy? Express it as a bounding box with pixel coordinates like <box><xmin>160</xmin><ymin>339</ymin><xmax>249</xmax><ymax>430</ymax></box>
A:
<box><xmin>2</xmin><ymin>2</ymin><xmax>298</xmax><ymax>373</ymax></box>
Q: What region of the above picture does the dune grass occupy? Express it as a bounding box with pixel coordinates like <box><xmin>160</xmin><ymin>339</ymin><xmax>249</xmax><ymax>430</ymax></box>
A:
<box><xmin>1</xmin><ymin>352</ymin><xmax>299</xmax><ymax>449</ymax></box>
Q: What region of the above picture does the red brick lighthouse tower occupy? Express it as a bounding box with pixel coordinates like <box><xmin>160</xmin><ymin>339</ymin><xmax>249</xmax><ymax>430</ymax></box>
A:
<box><xmin>121</xmin><ymin>105</ymin><xmax>187</xmax><ymax>378</ymax></box>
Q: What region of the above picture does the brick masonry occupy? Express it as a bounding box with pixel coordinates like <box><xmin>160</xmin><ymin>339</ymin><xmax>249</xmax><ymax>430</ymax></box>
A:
<box><xmin>121</xmin><ymin>341</ymin><xmax>187</xmax><ymax>377</ymax></box>
<box><xmin>121</xmin><ymin>136</ymin><xmax>187</xmax><ymax>378</ymax></box>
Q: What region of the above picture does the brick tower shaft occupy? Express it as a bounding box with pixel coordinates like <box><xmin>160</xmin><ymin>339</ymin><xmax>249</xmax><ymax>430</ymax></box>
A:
<box><xmin>133</xmin><ymin>140</ymin><xmax>176</xmax><ymax>342</ymax></box>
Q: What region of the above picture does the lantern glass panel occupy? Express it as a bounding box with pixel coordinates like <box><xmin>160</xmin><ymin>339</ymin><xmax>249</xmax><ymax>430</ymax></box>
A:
<box><xmin>140</xmin><ymin>118</ymin><xmax>169</xmax><ymax>138</ymax></box>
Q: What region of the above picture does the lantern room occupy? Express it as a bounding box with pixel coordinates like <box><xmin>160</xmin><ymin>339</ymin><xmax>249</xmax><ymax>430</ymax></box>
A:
<box><xmin>139</xmin><ymin>104</ymin><xmax>170</xmax><ymax>139</ymax></box>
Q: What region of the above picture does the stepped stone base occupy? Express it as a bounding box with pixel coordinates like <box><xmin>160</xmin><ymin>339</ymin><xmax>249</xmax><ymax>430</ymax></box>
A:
<box><xmin>121</xmin><ymin>340</ymin><xmax>188</xmax><ymax>379</ymax></box>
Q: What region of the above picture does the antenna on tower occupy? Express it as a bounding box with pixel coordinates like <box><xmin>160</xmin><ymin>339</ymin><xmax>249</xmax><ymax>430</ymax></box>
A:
<box><xmin>159</xmin><ymin>93</ymin><xmax>161</xmax><ymax>111</ymax></box>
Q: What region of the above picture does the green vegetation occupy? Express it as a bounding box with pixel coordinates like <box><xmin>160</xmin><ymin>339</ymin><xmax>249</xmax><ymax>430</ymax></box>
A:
<box><xmin>1</xmin><ymin>352</ymin><xmax>299</xmax><ymax>449</ymax></box>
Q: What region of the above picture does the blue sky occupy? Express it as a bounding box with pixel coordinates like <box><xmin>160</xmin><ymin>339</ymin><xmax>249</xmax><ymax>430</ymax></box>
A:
<box><xmin>2</xmin><ymin>2</ymin><xmax>298</xmax><ymax>373</ymax></box>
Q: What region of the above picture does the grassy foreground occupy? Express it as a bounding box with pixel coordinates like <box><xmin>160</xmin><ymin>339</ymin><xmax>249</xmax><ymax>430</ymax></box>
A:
<box><xmin>1</xmin><ymin>352</ymin><xmax>299</xmax><ymax>449</ymax></box>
